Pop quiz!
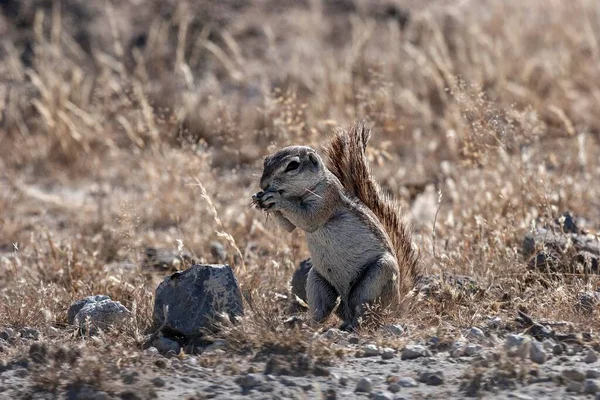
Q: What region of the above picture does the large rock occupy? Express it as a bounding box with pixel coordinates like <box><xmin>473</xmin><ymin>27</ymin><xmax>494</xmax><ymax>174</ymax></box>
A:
<box><xmin>72</xmin><ymin>297</ymin><xmax>130</xmax><ymax>333</ymax></box>
<box><xmin>291</xmin><ymin>258</ymin><xmax>312</xmax><ymax>303</ymax></box>
<box><xmin>153</xmin><ymin>264</ymin><xmax>243</xmax><ymax>338</ymax></box>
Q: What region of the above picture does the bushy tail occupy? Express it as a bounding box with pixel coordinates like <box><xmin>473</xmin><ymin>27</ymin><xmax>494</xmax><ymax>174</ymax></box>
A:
<box><xmin>324</xmin><ymin>121</ymin><xmax>420</xmax><ymax>292</ymax></box>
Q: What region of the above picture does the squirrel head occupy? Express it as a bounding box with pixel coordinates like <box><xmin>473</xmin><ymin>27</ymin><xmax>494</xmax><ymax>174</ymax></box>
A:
<box><xmin>259</xmin><ymin>146</ymin><xmax>325</xmax><ymax>197</ymax></box>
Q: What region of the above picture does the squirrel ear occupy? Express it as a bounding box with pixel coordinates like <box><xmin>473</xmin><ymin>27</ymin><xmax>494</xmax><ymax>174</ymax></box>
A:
<box><xmin>308</xmin><ymin>152</ymin><xmax>319</xmax><ymax>166</ymax></box>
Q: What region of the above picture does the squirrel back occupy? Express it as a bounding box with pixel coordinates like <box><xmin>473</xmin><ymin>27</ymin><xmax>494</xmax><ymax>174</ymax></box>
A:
<box><xmin>324</xmin><ymin>122</ymin><xmax>420</xmax><ymax>292</ymax></box>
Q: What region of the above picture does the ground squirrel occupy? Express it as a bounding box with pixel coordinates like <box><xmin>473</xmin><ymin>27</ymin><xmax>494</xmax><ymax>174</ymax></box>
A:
<box><xmin>253</xmin><ymin>122</ymin><xmax>419</xmax><ymax>330</ymax></box>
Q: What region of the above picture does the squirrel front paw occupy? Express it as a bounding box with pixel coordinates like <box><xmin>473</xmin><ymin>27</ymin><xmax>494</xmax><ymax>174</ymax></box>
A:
<box><xmin>252</xmin><ymin>190</ymin><xmax>283</xmax><ymax>210</ymax></box>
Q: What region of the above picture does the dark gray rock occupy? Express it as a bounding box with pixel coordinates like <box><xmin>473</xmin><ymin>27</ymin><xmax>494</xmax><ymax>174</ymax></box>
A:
<box><xmin>67</xmin><ymin>295</ymin><xmax>110</xmax><ymax>325</ymax></box>
<box><xmin>20</xmin><ymin>327</ymin><xmax>40</xmax><ymax>340</ymax></box>
<box><xmin>235</xmin><ymin>374</ymin><xmax>262</xmax><ymax>394</ymax></box>
<box><xmin>418</xmin><ymin>371</ymin><xmax>444</xmax><ymax>386</ymax></box>
<box><xmin>153</xmin><ymin>264</ymin><xmax>244</xmax><ymax>338</ymax></box>
<box><xmin>397</xmin><ymin>377</ymin><xmax>418</xmax><ymax>387</ymax></box>
<box><xmin>401</xmin><ymin>345</ymin><xmax>432</xmax><ymax>360</ymax></box>
<box><xmin>74</xmin><ymin>298</ymin><xmax>130</xmax><ymax>333</ymax></box>
<box><xmin>577</xmin><ymin>291</ymin><xmax>600</xmax><ymax>313</ymax></box>
<box><xmin>152</xmin><ymin>337</ymin><xmax>181</xmax><ymax>356</ymax></box>
<box><xmin>291</xmin><ymin>258</ymin><xmax>312</xmax><ymax>303</ymax></box>
<box><xmin>355</xmin><ymin>377</ymin><xmax>372</xmax><ymax>393</ymax></box>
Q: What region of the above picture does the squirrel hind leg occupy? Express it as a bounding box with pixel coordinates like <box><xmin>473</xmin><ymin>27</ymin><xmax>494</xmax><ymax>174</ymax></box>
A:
<box><xmin>306</xmin><ymin>268</ymin><xmax>338</xmax><ymax>323</ymax></box>
<box><xmin>338</xmin><ymin>254</ymin><xmax>400</xmax><ymax>330</ymax></box>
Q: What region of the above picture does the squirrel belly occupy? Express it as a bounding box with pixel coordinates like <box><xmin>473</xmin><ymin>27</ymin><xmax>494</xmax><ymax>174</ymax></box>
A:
<box><xmin>253</xmin><ymin>121</ymin><xmax>419</xmax><ymax>330</ymax></box>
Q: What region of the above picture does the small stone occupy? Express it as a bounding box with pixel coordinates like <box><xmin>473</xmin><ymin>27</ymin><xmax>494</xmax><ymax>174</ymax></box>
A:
<box><xmin>382</xmin><ymin>324</ymin><xmax>405</xmax><ymax>336</ymax></box>
<box><xmin>553</xmin><ymin>344</ymin><xmax>563</xmax><ymax>356</ymax></box>
<box><xmin>0</xmin><ymin>328</ymin><xmax>16</xmax><ymax>342</ymax></box>
<box><xmin>120</xmin><ymin>390</ymin><xmax>142</xmax><ymax>400</ymax></box>
<box><xmin>464</xmin><ymin>344</ymin><xmax>482</xmax><ymax>357</ymax></box>
<box><xmin>418</xmin><ymin>371</ymin><xmax>444</xmax><ymax>386</ymax></box>
<box><xmin>122</xmin><ymin>372</ymin><xmax>138</xmax><ymax>385</ymax></box>
<box><xmin>588</xmin><ymin>370</ymin><xmax>600</xmax><ymax>379</ymax></box>
<box><xmin>362</xmin><ymin>344</ymin><xmax>379</xmax><ymax>357</ymax></box>
<box><xmin>577</xmin><ymin>292</ymin><xmax>600</xmax><ymax>313</ymax></box>
<box><xmin>323</xmin><ymin>388</ymin><xmax>337</xmax><ymax>400</ymax></box>
<box><xmin>372</xmin><ymin>392</ymin><xmax>393</xmax><ymax>400</ymax></box>
<box><xmin>388</xmin><ymin>383</ymin><xmax>401</xmax><ymax>393</ymax></box>
<box><xmin>467</xmin><ymin>327</ymin><xmax>485</xmax><ymax>341</ymax></box>
<box><xmin>401</xmin><ymin>345</ymin><xmax>432</xmax><ymax>360</ymax></box>
<box><xmin>153</xmin><ymin>337</ymin><xmax>180</xmax><ymax>356</ymax></box>
<box><xmin>542</xmin><ymin>339</ymin><xmax>555</xmax><ymax>351</ymax></box>
<box><xmin>381</xmin><ymin>348</ymin><xmax>396</xmax><ymax>360</ymax></box>
<box><xmin>486</xmin><ymin>316</ymin><xmax>502</xmax><ymax>329</ymax></box>
<box><xmin>144</xmin><ymin>347</ymin><xmax>159</xmax><ymax>356</ymax></box>
<box><xmin>323</xmin><ymin>328</ymin><xmax>344</xmax><ymax>340</ymax></box>
<box><xmin>154</xmin><ymin>359</ymin><xmax>167</xmax><ymax>369</ymax></box>
<box><xmin>585</xmin><ymin>350</ymin><xmax>599</xmax><ymax>364</ymax></box>
<box><xmin>566</xmin><ymin>381</ymin><xmax>583</xmax><ymax>393</ymax></box>
<box><xmin>20</xmin><ymin>328</ymin><xmax>40</xmax><ymax>340</ymax></box>
<box><xmin>563</xmin><ymin>369</ymin><xmax>586</xmax><ymax>382</ymax></box>
<box><xmin>152</xmin><ymin>377</ymin><xmax>166</xmax><ymax>388</ymax></box>
<box><xmin>339</xmin><ymin>376</ymin><xmax>348</xmax><ymax>386</ymax></box>
<box><xmin>355</xmin><ymin>378</ymin><xmax>372</xmax><ymax>393</ymax></box>
<box><xmin>235</xmin><ymin>374</ymin><xmax>262</xmax><ymax>394</ymax></box>
<box><xmin>529</xmin><ymin>341</ymin><xmax>547</xmax><ymax>364</ymax></box>
<box><xmin>29</xmin><ymin>342</ymin><xmax>47</xmax><ymax>364</ymax></box>
<box><xmin>584</xmin><ymin>380</ymin><xmax>600</xmax><ymax>394</ymax></box>
<box><xmin>397</xmin><ymin>377</ymin><xmax>418</xmax><ymax>388</ymax></box>
<box><xmin>505</xmin><ymin>334</ymin><xmax>529</xmax><ymax>350</ymax></box>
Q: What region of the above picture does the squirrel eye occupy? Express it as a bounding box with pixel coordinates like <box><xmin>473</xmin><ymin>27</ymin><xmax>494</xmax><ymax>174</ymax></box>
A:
<box><xmin>285</xmin><ymin>160</ymin><xmax>300</xmax><ymax>172</ymax></box>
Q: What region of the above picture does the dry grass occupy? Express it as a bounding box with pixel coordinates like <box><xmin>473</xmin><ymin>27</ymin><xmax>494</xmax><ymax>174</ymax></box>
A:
<box><xmin>1</xmin><ymin>0</ymin><xmax>600</xmax><ymax>391</ymax></box>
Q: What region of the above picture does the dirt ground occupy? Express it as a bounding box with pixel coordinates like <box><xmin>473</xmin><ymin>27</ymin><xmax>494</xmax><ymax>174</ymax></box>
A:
<box><xmin>1</xmin><ymin>0</ymin><xmax>600</xmax><ymax>399</ymax></box>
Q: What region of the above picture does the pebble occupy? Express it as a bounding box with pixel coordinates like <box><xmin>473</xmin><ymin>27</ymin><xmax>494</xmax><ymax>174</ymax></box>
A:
<box><xmin>552</xmin><ymin>344</ymin><xmax>563</xmax><ymax>356</ymax></box>
<box><xmin>355</xmin><ymin>378</ymin><xmax>372</xmax><ymax>393</ymax></box>
<box><xmin>362</xmin><ymin>344</ymin><xmax>380</xmax><ymax>357</ymax></box>
<box><xmin>418</xmin><ymin>371</ymin><xmax>444</xmax><ymax>386</ymax></box>
<box><xmin>467</xmin><ymin>327</ymin><xmax>486</xmax><ymax>341</ymax></box>
<box><xmin>144</xmin><ymin>347</ymin><xmax>159</xmax><ymax>356</ymax></box>
<box><xmin>151</xmin><ymin>377</ymin><xmax>166</xmax><ymax>388</ymax></box>
<box><xmin>381</xmin><ymin>348</ymin><xmax>395</xmax><ymax>360</ymax></box>
<box><xmin>505</xmin><ymin>334</ymin><xmax>529</xmax><ymax>349</ymax></box>
<box><xmin>584</xmin><ymin>350</ymin><xmax>599</xmax><ymax>364</ymax></box>
<box><xmin>372</xmin><ymin>392</ymin><xmax>393</xmax><ymax>400</ymax></box>
<box><xmin>464</xmin><ymin>344</ymin><xmax>482</xmax><ymax>357</ymax></box>
<box><xmin>401</xmin><ymin>345</ymin><xmax>432</xmax><ymax>360</ymax></box>
<box><xmin>529</xmin><ymin>341</ymin><xmax>547</xmax><ymax>364</ymax></box>
<box><xmin>588</xmin><ymin>370</ymin><xmax>600</xmax><ymax>379</ymax></box>
<box><xmin>563</xmin><ymin>369</ymin><xmax>586</xmax><ymax>382</ymax></box>
<box><xmin>323</xmin><ymin>388</ymin><xmax>337</xmax><ymax>400</ymax></box>
<box><xmin>153</xmin><ymin>337</ymin><xmax>180</xmax><ymax>356</ymax></box>
<box><xmin>566</xmin><ymin>381</ymin><xmax>583</xmax><ymax>393</ymax></box>
<box><xmin>235</xmin><ymin>374</ymin><xmax>262</xmax><ymax>393</ymax></box>
<box><xmin>20</xmin><ymin>328</ymin><xmax>40</xmax><ymax>340</ymax></box>
<box><xmin>584</xmin><ymin>380</ymin><xmax>600</xmax><ymax>394</ymax></box>
<box><xmin>0</xmin><ymin>328</ymin><xmax>16</xmax><ymax>342</ymax></box>
<box><xmin>397</xmin><ymin>377</ymin><xmax>418</xmax><ymax>387</ymax></box>
<box><xmin>486</xmin><ymin>316</ymin><xmax>502</xmax><ymax>329</ymax></box>
<box><xmin>388</xmin><ymin>383</ymin><xmax>401</xmax><ymax>393</ymax></box>
<box><xmin>382</xmin><ymin>324</ymin><xmax>405</xmax><ymax>336</ymax></box>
